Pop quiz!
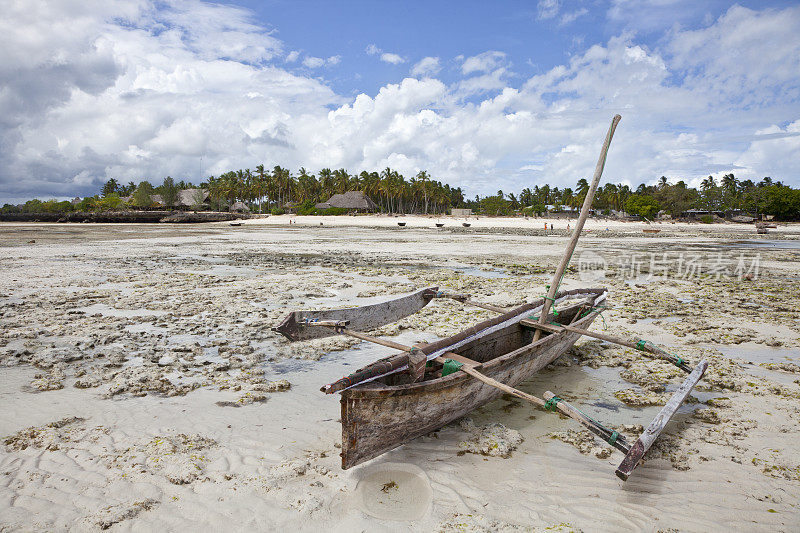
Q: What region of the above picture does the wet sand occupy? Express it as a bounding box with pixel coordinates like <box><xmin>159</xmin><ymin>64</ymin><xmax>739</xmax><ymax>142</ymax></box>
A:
<box><xmin>1</xmin><ymin>221</ymin><xmax>798</xmax><ymax>531</ymax></box>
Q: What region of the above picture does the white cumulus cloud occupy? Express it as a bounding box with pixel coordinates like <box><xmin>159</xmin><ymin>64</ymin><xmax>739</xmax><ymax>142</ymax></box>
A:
<box><xmin>411</xmin><ymin>57</ymin><xmax>441</xmax><ymax>77</ymax></box>
<box><xmin>380</xmin><ymin>52</ymin><xmax>406</xmax><ymax>65</ymax></box>
<box><xmin>302</xmin><ymin>56</ymin><xmax>325</xmax><ymax>68</ymax></box>
<box><xmin>537</xmin><ymin>0</ymin><xmax>560</xmax><ymax>20</ymax></box>
<box><xmin>461</xmin><ymin>51</ymin><xmax>507</xmax><ymax>75</ymax></box>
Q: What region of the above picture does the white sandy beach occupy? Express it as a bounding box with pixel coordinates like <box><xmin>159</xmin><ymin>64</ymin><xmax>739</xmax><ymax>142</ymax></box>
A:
<box><xmin>1</xmin><ymin>220</ymin><xmax>798</xmax><ymax>532</ymax></box>
<box><xmin>244</xmin><ymin>213</ymin><xmax>794</xmax><ymax>234</ymax></box>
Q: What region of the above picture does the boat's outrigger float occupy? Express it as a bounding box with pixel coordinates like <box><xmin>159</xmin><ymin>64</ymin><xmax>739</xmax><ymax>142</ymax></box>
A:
<box><xmin>273</xmin><ymin>115</ymin><xmax>709</xmax><ymax>480</ymax></box>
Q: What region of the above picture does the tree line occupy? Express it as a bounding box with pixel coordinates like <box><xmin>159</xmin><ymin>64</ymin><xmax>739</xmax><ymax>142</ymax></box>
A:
<box><xmin>201</xmin><ymin>166</ymin><xmax>465</xmax><ymax>214</ymax></box>
<box><xmin>463</xmin><ymin>174</ymin><xmax>800</xmax><ymax>220</ymax></box>
<box><xmin>3</xmin><ymin>167</ymin><xmax>799</xmax><ymax>220</ymax></box>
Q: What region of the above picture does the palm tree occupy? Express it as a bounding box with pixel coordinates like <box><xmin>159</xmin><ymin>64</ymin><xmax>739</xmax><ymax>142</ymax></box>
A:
<box><xmin>576</xmin><ymin>178</ymin><xmax>589</xmax><ymax>204</ymax></box>
<box><xmin>701</xmin><ymin>175</ymin><xmax>716</xmax><ymax>191</ymax></box>
<box><xmin>333</xmin><ymin>168</ymin><xmax>350</xmax><ymax>194</ymax></box>
<box><xmin>721</xmin><ymin>173</ymin><xmax>739</xmax><ymax>210</ymax></box>
<box><xmin>415</xmin><ymin>170</ymin><xmax>430</xmax><ymax>213</ymax></box>
<box><xmin>318</xmin><ymin>168</ymin><xmax>334</xmax><ymax>200</ymax></box>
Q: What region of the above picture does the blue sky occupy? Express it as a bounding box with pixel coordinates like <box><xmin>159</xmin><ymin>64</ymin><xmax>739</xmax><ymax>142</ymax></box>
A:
<box><xmin>1</xmin><ymin>0</ymin><xmax>799</xmax><ymax>203</ymax></box>
<box><xmin>227</xmin><ymin>0</ymin><xmax>794</xmax><ymax>97</ymax></box>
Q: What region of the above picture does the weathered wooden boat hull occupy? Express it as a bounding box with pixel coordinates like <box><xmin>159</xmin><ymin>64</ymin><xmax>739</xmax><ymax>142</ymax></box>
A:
<box><xmin>273</xmin><ymin>287</ymin><xmax>438</xmax><ymax>341</ymax></box>
<box><xmin>340</xmin><ymin>289</ymin><xmax>606</xmax><ymax>469</ymax></box>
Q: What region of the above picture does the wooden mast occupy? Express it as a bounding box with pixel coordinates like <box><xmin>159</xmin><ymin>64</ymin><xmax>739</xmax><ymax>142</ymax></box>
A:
<box><xmin>532</xmin><ymin>114</ymin><xmax>621</xmax><ymax>342</ymax></box>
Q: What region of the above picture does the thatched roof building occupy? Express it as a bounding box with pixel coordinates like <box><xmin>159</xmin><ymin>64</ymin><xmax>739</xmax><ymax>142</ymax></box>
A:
<box><xmin>315</xmin><ymin>191</ymin><xmax>377</xmax><ymax>212</ymax></box>
<box><xmin>178</xmin><ymin>188</ymin><xmax>209</xmax><ymax>207</ymax></box>
<box><xmin>230</xmin><ymin>201</ymin><xmax>250</xmax><ymax>213</ymax></box>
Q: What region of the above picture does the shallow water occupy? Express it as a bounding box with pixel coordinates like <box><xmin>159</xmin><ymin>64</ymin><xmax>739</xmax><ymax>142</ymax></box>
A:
<box><xmin>729</xmin><ymin>239</ymin><xmax>800</xmax><ymax>250</ymax></box>
<box><xmin>712</xmin><ymin>344</ymin><xmax>798</xmax><ymax>364</ymax></box>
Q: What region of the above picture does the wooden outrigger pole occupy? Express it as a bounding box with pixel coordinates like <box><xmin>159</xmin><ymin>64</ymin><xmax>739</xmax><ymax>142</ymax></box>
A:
<box><xmin>532</xmin><ymin>114</ymin><xmax>621</xmax><ymax>342</ymax></box>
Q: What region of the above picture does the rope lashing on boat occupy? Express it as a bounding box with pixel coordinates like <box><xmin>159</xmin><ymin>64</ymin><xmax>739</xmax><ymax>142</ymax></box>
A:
<box><xmin>544</xmin><ymin>396</ymin><xmax>562</xmax><ymax>411</ymax></box>
<box><xmin>608</xmin><ymin>431</ymin><xmax>619</xmax><ymax>445</ymax></box>
<box><xmin>441</xmin><ymin>359</ymin><xmax>464</xmax><ymax>377</ymax></box>
<box><xmin>635</xmin><ymin>338</ymin><xmax>688</xmax><ymax>370</ymax></box>
<box><xmin>542</xmin><ymin>292</ymin><xmax>559</xmax><ymax>316</ymax></box>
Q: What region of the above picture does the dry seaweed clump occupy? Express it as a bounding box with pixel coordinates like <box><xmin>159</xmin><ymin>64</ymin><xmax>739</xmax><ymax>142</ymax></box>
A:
<box><xmin>29</xmin><ymin>370</ymin><xmax>65</xmax><ymax>391</ymax></box>
<box><xmin>111</xmin><ymin>433</ymin><xmax>217</xmax><ymax>485</ymax></box>
<box><xmin>549</xmin><ymin>429</ymin><xmax>614</xmax><ymax>459</ymax></box>
<box><xmin>436</xmin><ymin>513</ymin><xmax>531</xmax><ymax>532</ymax></box>
<box><xmin>215</xmin><ymin>377</ymin><xmax>292</xmax><ymax>406</ymax></box>
<box><xmin>752</xmin><ymin>457</ymin><xmax>800</xmax><ymax>482</ymax></box>
<box><xmin>619</xmin><ymin>359</ymin><xmax>685</xmax><ymax>392</ymax></box>
<box><xmin>104</xmin><ymin>367</ymin><xmax>202</xmax><ymax>398</ymax></box>
<box><xmin>614</xmin><ymin>388</ymin><xmax>669</xmax><ymax>406</ymax></box>
<box><xmin>92</xmin><ymin>499</ymin><xmax>159</xmax><ymax>530</ymax></box>
<box><xmin>761</xmin><ymin>361</ymin><xmax>800</xmax><ymax>373</ymax></box>
<box><xmin>3</xmin><ymin>416</ymin><xmax>86</xmax><ymax>451</ymax></box>
<box><xmin>693</xmin><ymin>408</ymin><xmax>723</xmax><ymax>424</ymax></box>
<box><xmin>565</xmin><ymin>340</ymin><xmax>615</xmax><ymax>368</ymax></box>
<box><xmin>694</xmin><ymin>355</ymin><xmax>750</xmax><ymax>392</ymax></box>
<box><xmin>645</xmin><ymin>432</ymin><xmax>698</xmax><ymax>471</ymax></box>
<box><xmin>457</xmin><ymin>418</ymin><xmax>523</xmax><ymax>457</ymax></box>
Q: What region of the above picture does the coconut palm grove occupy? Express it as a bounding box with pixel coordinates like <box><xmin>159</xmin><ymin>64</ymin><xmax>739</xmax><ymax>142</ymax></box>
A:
<box><xmin>3</xmin><ymin>166</ymin><xmax>800</xmax><ymax>220</ymax></box>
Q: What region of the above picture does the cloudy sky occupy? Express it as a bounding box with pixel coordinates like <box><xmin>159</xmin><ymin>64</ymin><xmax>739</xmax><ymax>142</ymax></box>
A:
<box><xmin>1</xmin><ymin>0</ymin><xmax>799</xmax><ymax>203</ymax></box>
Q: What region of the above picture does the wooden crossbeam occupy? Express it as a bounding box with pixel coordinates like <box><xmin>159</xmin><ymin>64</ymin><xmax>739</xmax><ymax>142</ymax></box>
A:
<box><xmin>519</xmin><ymin>320</ymin><xmax>691</xmax><ymax>373</ymax></box>
<box><xmin>434</xmin><ymin>353</ymin><xmax>481</xmax><ymax>368</ymax></box>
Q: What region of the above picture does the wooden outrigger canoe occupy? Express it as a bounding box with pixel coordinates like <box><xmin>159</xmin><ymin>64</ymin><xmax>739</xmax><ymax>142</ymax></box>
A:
<box><xmin>273</xmin><ymin>115</ymin><xmax>708</xmax><ymax>479</ymax></box>
<box><xmin>338</xmin><ymin>288</ymin><xmax>607</xmax><ymax>468</ymax></box>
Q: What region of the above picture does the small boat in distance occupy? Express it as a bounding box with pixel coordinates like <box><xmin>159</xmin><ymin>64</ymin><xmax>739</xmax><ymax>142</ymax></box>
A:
<box><xmin>462</xmin><ymin>222</ymin><xmax>471</xmax><ymax>227</ymax></box>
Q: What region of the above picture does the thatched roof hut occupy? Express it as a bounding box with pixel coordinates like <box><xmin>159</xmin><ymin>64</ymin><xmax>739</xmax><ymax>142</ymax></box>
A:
<box><xmin>230</xmin><ymin>201</ymin><xmax>250</xmax><ymax>213</ymax></box>
<box><xmin>315</xmin><ymin>191</ymin><xmax>377</xmax><ymax>212</ymax></box>
<box><xmin>178</xmin><ymin>188</ymin><xmax>209</xmax><ymax>207</ymax></box>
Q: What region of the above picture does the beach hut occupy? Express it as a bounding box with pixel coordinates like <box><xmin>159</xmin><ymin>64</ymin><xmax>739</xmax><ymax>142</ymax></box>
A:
<box><xmin>178</xmin><ymin>188</ymin><xmax>209</xmax><ymax>208</ymax></box>
<box><xmin>315</xmin><ymin>191</ymin><xmax>377</xmax><ymax>212</ymax></box>
<box><xmin>230</xmin><ymin>201</ymin><xmax>250</xmax><ymax>213</ymax></box>
<box><xmin>283</xmin><ymin>202</ymin><xmax>300</xmax><ymax>214</ymax></box>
